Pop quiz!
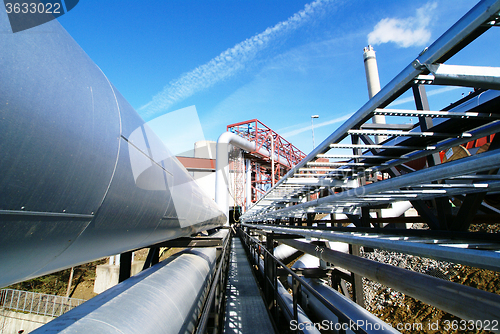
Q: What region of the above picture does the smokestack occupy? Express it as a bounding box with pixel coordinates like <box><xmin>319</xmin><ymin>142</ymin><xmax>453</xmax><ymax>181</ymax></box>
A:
<box><xmin>363</xmin><ymin>45</ymin><xmax>387</xmax><ymax>143</ymax></box>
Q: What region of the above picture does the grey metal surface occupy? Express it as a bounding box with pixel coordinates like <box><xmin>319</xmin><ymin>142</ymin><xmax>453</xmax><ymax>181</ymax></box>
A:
<box><xmin>224</xmin><ymin>238</ymin><xmax>275</xmax><ymax>334</ymax></box>
<box><xmin>278</xmin><ymin>238</ymin><xmax>500</xmax><ymax>326</ymax></box>
<box><xmin>243</xmin><ymin>222</ymin><xmax>500</xmax><ymax>271</ymax></box>
<box><xmin>33</xmin><ymin>247</ymin><xmax>217</xmax><ymax>334</ymax></box>
<box><xmin>289</xmin><ymin>277</ymin><xmax>400</xmax><ymax>334</ymax></box>
<box><xmin>275</xmin><ymin>279</ymin><xmax>321</xmax><ymax>334</ymax></box>
<box><xmin>0</xmin><ymin>9</ymin><xmax>225</xmax><ymax>288</ymax></box>
<box><xmin>241</xmin><ymin>0</ymin><xmax>500</xmax><ymax>223</ymax></box>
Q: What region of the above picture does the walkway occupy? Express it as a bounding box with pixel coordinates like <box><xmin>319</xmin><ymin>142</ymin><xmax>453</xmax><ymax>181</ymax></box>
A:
<box><xmin>223</xmin><ymin>237</ymin><xmax>274</xmax><ymax>334</ymax></box>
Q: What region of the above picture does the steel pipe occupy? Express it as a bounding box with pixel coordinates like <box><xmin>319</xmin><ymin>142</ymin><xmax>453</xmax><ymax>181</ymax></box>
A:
<box><xmin>290</xmin><ymin>277</ymin><xmax>400</xmax><ymax>334</ymax></box>
<box><xmin>244</xmin><ymin>223</ymin><xmax>500</xmax><ymax>272</ymax></box>
<box><xmin>0</xmin><ymin>10</ymin><xmax>225</xmax><ymax>288</ymax></box>
<box><xmin>215</xmin><ymin>132</ymin><xmax>291</xmax><ymax>224</ymax></box>
<box><xmin>276</xmin><ymin>238</ymin><xmax>500</xmax><ymax>326</ymax></box>
<box><xmin>33</xmin><ymin>246</ymin><xmax>218</xmax><ymax>334</ymax></box>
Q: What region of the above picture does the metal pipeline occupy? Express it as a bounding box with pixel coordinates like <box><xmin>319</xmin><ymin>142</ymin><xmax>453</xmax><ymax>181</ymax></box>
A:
<box><xmin>215</xmin><ymin>132</ymin><xmax>291</xmax><ymax>224</ymax></box>
<box><xmin>289</xmin><ymin>277</ymin><xmax>400</xmax><ymax>334</ymax></box>
<box><xmin>243</xmin><ymin>223</ymin><xmax>499</xmax><ymax>271</ymax></box>
<box><xmin>0</xmin><ymin>7</ymin><xmax>225</xmax><ymax>288</ymax></box>
<box><xmin>289</xmin><ymin>254</ymin><xmax>398</xmax><ymax>334</ymax></box>
<box><xmin>33</xmin><ymin>246</ymin><xmax>219</xmax><ymax>333</ymax></box>
<box><xmin>276</xmin><ymin>238</ymin><xmax>500</xmax><ymax>326</ymax></box>
<box><xmin>274</xmin><ymin>242</ymin><xmax>306</xmax><ymax>262</ymax></box>
<box><xmin>254</xmin><ymin>247</ymin><xmax>319</xmax><ymax>334</ymax></box>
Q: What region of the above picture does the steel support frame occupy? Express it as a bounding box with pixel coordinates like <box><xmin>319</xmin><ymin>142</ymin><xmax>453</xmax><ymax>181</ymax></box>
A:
<box><xmin>118</xmin><ymin>251</ymin><xmax>132</xmax><ymax>283</ymax></box>
<box><xmin>241</xmin><ymin>0</ymin><xmax>500</xmax><ymax>224</ymax></box>
<box><xmin>243</xmin><ymin>223</ymin><xmax>500</xmax><ymax>272</ymax></box>
<box><xmin>277</xmin><ymin>238</ymin><xmax>500</xmax><ymax>323</ymax></box>
<box><xmin>238</xmin><ymin>228</ymin><xmax>395</xmax><ymax>334</ymax></box>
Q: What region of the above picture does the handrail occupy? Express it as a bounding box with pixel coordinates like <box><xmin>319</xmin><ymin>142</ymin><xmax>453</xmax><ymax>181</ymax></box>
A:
<box><xmin>238</xmin><ymin>228</ymin><xmax>398</xmax><ymax>334</ymax></box>
<box><xmin>195</xmin><ymin>229</ymin><xmax>232</xmax><ymax>334</ymax></box>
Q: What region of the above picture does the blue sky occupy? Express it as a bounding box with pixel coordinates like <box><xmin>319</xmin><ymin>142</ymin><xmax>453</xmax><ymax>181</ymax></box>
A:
<box><xmin>58</xmin><ymin>0</ymin><xmax>499</xmax><ymax>155</ymax></box>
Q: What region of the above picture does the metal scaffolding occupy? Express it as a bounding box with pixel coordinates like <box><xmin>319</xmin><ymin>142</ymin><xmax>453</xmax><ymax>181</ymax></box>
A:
<box><xmin>227</xmin><ymin>119</ymin><xmax>306</xmax><ymax>206</ymax></box>
<box><xmin>241</xmin><ymin>0</ymin><xmax>500</xmax><ymax>232</ymax></box>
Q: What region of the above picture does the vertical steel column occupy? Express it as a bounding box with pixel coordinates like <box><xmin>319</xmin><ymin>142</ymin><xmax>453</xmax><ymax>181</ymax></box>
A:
<box><xmin>306</xmin><ymin>213</ymin><xmax>315</xmax><ymax>226</ymax></box>
<box><xmin>349</xmin><ymin>244</ymin><xmax>365</xmax><ymax>307</ymax></box>
<box><xmin>119</xmin><ymin>251</ymin><xmax>132</xmax><ymax>282</ymax></box>
<box><xmin>264</xmin><ymin>232</ymin><xmax>274</xmax><ymax>306</ymax></box>
<box><xmin>413</xmin><ymin>85</ymin><xmax>452</xmax><ymax>230</ymax></box>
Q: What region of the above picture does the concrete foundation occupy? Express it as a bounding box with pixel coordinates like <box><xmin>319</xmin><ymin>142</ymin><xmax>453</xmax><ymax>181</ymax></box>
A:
<box><xmin>0</xmin><ymin>308</ymin><xmax>54</xmax><ymax>334</ymax></box>
<box><xmin>94</xmin><ymin>261</ymin><xmax>145</xmax><ymax>294</ymax></box>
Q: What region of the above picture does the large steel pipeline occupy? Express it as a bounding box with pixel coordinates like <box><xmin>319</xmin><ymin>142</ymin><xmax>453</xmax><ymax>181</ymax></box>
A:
<box><xmin>290</xmin><ymin>277</ymin><xmax>400</xmax><ymax>334</ymax></box>
<box><xmin>254</xmin><ymin>253</ymin><xmax>320</xmax><ymax>334</ymax></box>
<box><xmin>32</xmin><ymin>230</ymin><xmax>228</xmax><ymax>334</ymax></box>
<box><xmin>0</xmin><ymin>10</ymin><xmax>225</xmax><ymax>288</ymax></box>
<box><xmin>276</xmin><ymin>238</ymin><xmax>500</xmax><ymax>327</ymax></box>
<box><xmin>289</xmin><ymin>254</ymin><xmax>399</xmax><ymax>334</ymax></box>
<box><xmin>215</xmin><ymin>131</ymin><xmax>292</xmax><ymax>224</ymax></box>
<box><xmin>243</xmin><ymin>224</ymin><xmax>500</xmax><ymax>271</ymax></box>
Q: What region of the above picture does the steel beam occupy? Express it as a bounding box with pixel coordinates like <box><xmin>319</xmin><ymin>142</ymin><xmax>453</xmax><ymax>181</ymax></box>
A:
<box><xmin>243</xmin><ymin>224</ymin><xmax>500</xmax><ymax>271</ymax></box>
<box><xmin>243</xmin><ymin>0</ymin><xmax>500</xmax><ymax>220</ymax></box>
<box><xmin>243</xmin><ymin>149</ymin><xmax>500</xmax><ymax>221</ymax></box>
<box><xmin>426</xmin><ymin>63</ymin><xmax>500</xmax><ymax>90</ymax></box>
<box><xmin>276</xmin><ymin>238</ymin><xmax>500</xmax><ymax>324</ymax></box>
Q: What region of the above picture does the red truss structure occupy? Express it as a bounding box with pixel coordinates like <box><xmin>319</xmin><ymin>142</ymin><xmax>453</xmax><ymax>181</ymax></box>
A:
<box><xmin>227</xmin><ymin>119</ymin><xmax>306</xmax><ymax>206</ymax></box>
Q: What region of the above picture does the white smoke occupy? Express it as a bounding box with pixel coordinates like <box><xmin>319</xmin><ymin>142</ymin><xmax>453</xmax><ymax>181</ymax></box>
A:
<box><xmin>368</xmin><ymin>2</ymin><xmax>437</xmax><ymax>48</ymax></box>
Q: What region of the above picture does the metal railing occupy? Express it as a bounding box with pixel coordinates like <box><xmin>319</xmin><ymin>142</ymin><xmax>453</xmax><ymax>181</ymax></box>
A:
<box><xmin>195</xmin><ymin>228</ymin><xmax>233</xmax><ymax>334</ymax></box>
<box><xmin>237</xmin><ymin>228</ymin><xmax>394</xmax><ymax>334</ymax></box>
<box><xmin>0</xmin><ymin>289</ymin><xmax>85</xmax><ymax>317</ymax></box>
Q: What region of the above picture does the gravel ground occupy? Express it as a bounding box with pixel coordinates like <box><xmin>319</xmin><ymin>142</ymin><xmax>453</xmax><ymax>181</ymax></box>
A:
<box><xmin>360</xmin><ymin>248</ymin><xmax>457</xmax><ymax>312</ymax></box>
<box><xmin>357</xmin><ymin>223</ymin><xmax>499</xmax><ymax>334</ymax></box>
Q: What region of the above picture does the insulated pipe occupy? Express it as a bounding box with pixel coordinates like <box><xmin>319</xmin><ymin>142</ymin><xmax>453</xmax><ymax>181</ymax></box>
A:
<box><xmin>291</xmin><ymin>253</ymin><xmax>320</xmax><ymax>269</ymax></box>
<box><xmin>276</xmin><ymin>238</ymin><xmax>500</xmax><ymax>325</ymax></box>
<box><xmin>288</xmin><ymin>253</ymin><xmax>399</xmax><ymax>333</ymax></box>
<box><xmin>246</xmin><ymin>159</ymin><xmax>252</xmax><ymax>211</ymax></box>
<box><xmin>34</xmin><ymin>247</ymin><xmax>218</xmax><ymax>334</ymax></box>
<box><xmin>244</xmin><ymin>223</ymin><xmax>499</xmax><ymax>271</ymax></box>
<box><xmin>276</xmin><ymin>280</ymin><xmax>321</xmax><ymax>334</ymax></box>
<box><xmin>0</xmin><ymin>10</ymin><xmax>225</xmax><ymax>287</ymax></box>
<box><xmin>273</xmin><ymin>243</ymin><xmax>301</xmax><ymax>261</ymax></box>
<box><xmin>380</xmin><ymin>201</ymin><xmax>412</xmax><ymax>218</ymax></box>
<box><xmin>215</xmin><ymin>132</ymin><xmax>291</xmax><ymax>224</ymax></box>
<box><xmin>289</xmin><ymin>277</ymin><xmax>400</xmax><ymax>334</ymax></box>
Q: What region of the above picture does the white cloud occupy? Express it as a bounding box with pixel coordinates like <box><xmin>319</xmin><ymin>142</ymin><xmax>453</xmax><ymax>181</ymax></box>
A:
<box><xmin>281</xmin><ymin>113</ymin><xmax>353</xmax><ymax>138</ymax></box>
<box><xmin>368</xmin><ymin>2</ymin><xmax>437</xmax><ymax>48</ymax></box>
<box><xmin>139</xmin><ymin>0</ymin><xmax>333</xmax><ymax>118</ymax></box>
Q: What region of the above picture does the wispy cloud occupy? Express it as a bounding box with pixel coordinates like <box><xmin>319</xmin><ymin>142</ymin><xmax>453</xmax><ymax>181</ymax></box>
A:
<box><xmin>281</xmin><ymin>113</ymin><xmax>353</xmax><ymax>138</ymax></box>
<box><xmin>368</xmin><ymin>2</ymin><xmax>437</xmax><ymax>48</ymax></box>
<box><xmin>390</xmin><ymin>86</ymin><xmax>461</xmax><ymax>107</ymax></box>
<box><xmin>139</xmin><ymin>0</ymin><xmax>333</xmax><ymax>118</ymax></box>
